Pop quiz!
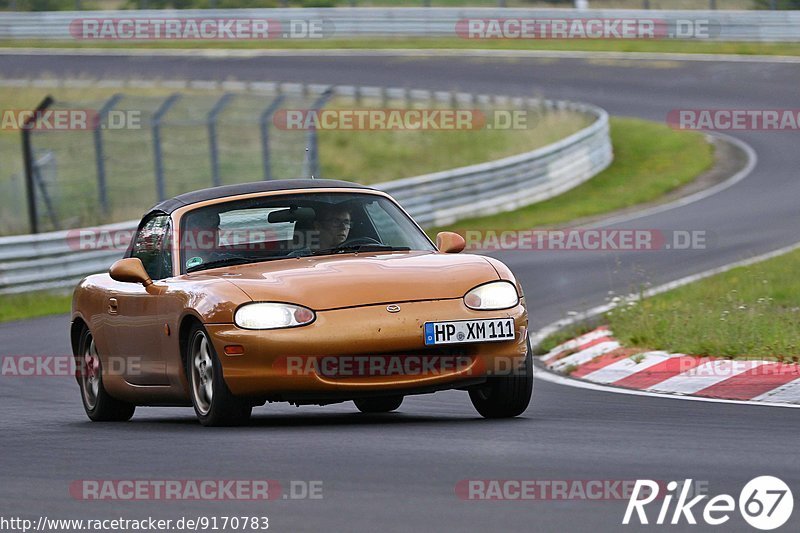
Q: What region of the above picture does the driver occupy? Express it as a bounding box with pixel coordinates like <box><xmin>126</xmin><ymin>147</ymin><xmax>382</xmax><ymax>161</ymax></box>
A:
<box><xmin>312</xmin><ymin>204</ymin><xmax>352</xmax><ymax>250</ymax></box>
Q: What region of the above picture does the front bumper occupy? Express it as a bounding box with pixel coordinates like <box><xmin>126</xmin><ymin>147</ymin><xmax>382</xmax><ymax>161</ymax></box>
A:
<box><xmin>206</xmin><ymin>298</ymin><xmax>528</xmax><ymax>399</ymax></box>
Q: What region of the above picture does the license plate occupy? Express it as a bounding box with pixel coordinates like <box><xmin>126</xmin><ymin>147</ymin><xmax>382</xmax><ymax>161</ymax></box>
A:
<box><xmin>424</xmin><ymin>318</ymin><xmax>515</xmax><ymax>346</ymax></box>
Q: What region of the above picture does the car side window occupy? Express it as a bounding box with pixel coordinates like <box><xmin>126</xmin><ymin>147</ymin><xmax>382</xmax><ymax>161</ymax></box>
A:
<box><xmin>131</xmin><ymin>215</ymin><xmax>173</xmax><ymax>280</ymax></box>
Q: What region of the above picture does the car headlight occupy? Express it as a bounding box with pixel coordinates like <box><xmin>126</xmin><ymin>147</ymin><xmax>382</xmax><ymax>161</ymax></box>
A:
<box><xmin>234</xmin><ymin>302</ymin><xmax>316</xmax><ymax>330</ymax></box>
<box><xmin>464</xmin><ymin>281</ymin><xmax>519</xmax><ymax>310</ymax></box>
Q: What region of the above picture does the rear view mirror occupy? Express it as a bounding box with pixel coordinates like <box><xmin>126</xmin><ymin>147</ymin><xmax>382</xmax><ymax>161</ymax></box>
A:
<box><xmin>109</xmin><ymin>258</ymin><xmax>153</xmax><ymax>286</ymax></box>
<box><xmin>436</xmin><ymin>232</ymin><xmax>466</xmax><ymax>254</ymax></box>
<box><xmin>268</xmin><ymin>207</ymin><xmax>315</xmax><ymax>223</ymax></box>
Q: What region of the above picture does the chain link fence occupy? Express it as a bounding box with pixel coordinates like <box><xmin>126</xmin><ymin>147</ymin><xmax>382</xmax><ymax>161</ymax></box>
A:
<box><xmin>6</xmin><ymin>81</ymin><xmax>589</xmax><ymax>235</ymax></box>
<box><xmin>13</xmin><ymin>85</ymin><xmax>339</xmax><ymax>234</ymax></box>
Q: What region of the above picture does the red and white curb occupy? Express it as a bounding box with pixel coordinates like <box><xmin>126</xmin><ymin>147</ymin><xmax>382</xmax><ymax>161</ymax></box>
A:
<box><xmin>540</xmin><ymin>326</ymin><xmax>800</xmax><ymax>405</ymax></box>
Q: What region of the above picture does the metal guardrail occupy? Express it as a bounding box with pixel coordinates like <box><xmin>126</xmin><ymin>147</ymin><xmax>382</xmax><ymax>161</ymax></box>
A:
<box><xmin>384</xmin><ymin>100</ymin><xmax>610</xmax><ymax>228</ymax></box>
<box><xmin>0</xmin><ymin>82</ymin><xmax>612</xmax><ymax>295</ymax></box>
<box><xmin>1</xmin><ymin>8</ymin><xmax>799</xmax><ymax>42</ymax></box>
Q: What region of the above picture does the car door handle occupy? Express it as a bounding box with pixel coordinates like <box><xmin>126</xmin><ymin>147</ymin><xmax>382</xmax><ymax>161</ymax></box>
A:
<box><xmin>108</xmin><ymin>298</ymin><xmax>118</xmax><ymax>315</ymax></box>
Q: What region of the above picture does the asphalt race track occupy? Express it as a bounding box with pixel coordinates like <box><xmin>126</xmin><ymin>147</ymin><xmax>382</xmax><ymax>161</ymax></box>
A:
<box><xmin>1</xmin><ymin>51</ymin><xmax>799</xmax><ymax>532</ymax></box>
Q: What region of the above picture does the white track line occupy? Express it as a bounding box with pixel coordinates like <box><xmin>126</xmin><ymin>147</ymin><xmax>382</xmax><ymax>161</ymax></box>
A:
<box><xmin>535</xmin><ymin>366</ymin><xmax>800</xmax><ymax>409</ymax></box>
<box><xmin>529</xmin><ymin>134</ymin><xmax>759</xmax><ymax>349</ymax></box>
<box><xmin>584</xmin><ymin>132</ymin><xmax>757</xmax><ymax>229</ymax></box>
<box><xmin>531</xmin><ymin>236</ymin><xmax>800</xmax><ymax>407</ymax></box>
<box><xmin>528</xmin><ymin>129</ymin><xmax>800</xmax><ymax>408</ymax></box>
<box><xmin>531</xmin><ymin>240</ymin><xmax>800</xmax><ymax>355</ymax></box>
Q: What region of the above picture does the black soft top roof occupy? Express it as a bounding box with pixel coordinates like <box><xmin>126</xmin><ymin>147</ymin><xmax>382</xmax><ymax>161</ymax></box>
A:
<box><xmin>146</xmin><ymin>179</ymin><xmax>374</xmax><ymax>216</ymax></box>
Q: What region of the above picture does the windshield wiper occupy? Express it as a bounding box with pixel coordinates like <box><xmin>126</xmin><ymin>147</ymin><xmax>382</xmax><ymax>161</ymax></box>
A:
<box><xmin>310</xmin><ymin>244</ymin><xmax>411</xmax><ymax>256</ymax></box>
<box><xmin>186</xmin><ymin>256</ymin><xmax>280</xmax><ymax>273</ymax></box>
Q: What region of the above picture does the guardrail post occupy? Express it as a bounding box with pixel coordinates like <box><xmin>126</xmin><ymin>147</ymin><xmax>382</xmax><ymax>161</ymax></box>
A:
<box><xmin>259</xmin><ymin>94</ymin><xmax>286</xmax><ymax>181</ymax></box>
<box><xmin>207</xmin><ymin>93</ymin><xmax>234</xmax><ymax>188</ymax></box>
<box><xmin>21</xmin><ymin>96</ymin><xmax>53</xmax><ymax>234</ymax></box>
<box><xmin>303</xmin><ymin>88</ymin><xmax>334</xmax><ymax>180</ymax></box>
<box><xmin>33</xmin><ymin>152</ymin><xmax>60</xmax><ymax>231</ymax></box>
<box><xmin>151</xmin><ymin>93</ymin><xmax>181</xmax><ymax>202</ymax></box>
<box><xmin>93</xmin><ymin>93</ymin><xmax>123</xmax><ymax>216</ymax></box>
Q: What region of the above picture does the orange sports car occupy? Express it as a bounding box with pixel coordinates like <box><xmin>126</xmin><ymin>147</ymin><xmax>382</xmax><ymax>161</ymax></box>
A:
<box><xmin>71</xmin><ymin>180</ymin><xmax>531</xmax><ymax>426</ymax></box>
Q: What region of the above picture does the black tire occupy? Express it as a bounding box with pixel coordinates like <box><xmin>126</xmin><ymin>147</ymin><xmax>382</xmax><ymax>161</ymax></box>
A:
<box><xmin>76</xmin><ymin>327</ymin><xmax>135</xmax><ymax>422</ymax></box>
<box><xmin>354</xmin><ymin>395</ymin><xmax>404</xmax><ymax>413</ymax></box>
<box><xmin>186</xmin><ymin>323</ymin><xmax>252</xmax><ymax>427</ymax></box>
<box><xmin>469</xmin><ymin>339</ymin><xmax>533</xmax><ymax>419</ymax></box>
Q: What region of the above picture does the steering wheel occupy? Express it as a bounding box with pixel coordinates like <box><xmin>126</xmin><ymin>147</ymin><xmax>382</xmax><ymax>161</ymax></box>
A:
<box><xmin>340</xmin><ymin>236</ymin><xmax>382</xmax><ymax>247</ymax></box>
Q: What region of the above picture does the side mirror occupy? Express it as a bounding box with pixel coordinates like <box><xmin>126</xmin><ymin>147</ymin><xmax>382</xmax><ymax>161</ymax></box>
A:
<box><xmin>109</xmin><ymin>258</ymin><xmax>153</xmax><ymax>287</ymax></box>
<box><xmin>436</xmin><ymin>231</ymin><xmax>466</xmax><ymax>254</ymax></box>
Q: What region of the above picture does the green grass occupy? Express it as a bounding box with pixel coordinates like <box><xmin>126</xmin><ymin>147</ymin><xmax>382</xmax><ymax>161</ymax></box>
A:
<box><xmin>321</xmin><ymin>108</ymin><xmax>590</xmax><ymax>185</ymax></box>
<box><xmin>606</xmin><ymin>249</ymin><xmax>800</xmax><ymax>361</ymax></box>
<box><xmin>0</xmin><ymin>291</ymin><xmax>72</xmax><ymax>322</ymax></box>
<box><xmin>4</xmin><ymin>37</ymin><xmax>800</xmax><ymax>57</ymax></box>
<box><xmin>431</xmin><ymin>117</ymin><xmax>714</xmax><ymax>234</ymax></box>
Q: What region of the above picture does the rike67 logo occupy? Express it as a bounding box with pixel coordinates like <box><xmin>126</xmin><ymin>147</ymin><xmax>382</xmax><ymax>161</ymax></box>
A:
<box><xmin>623</xmin><ymin>476</ymin><xmax>793</xmax><ymax>530</ymax></box>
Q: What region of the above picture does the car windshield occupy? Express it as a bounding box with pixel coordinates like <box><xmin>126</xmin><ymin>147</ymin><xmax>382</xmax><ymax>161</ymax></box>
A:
<box><xmin>179</xmin><ymin>191</ymin><xmax>436</xmax><ymax>273</ymax></box>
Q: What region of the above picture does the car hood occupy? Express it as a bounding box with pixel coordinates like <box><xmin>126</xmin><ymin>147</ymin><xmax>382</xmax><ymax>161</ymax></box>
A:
<box><xmin>194</xmin><ymin>251</ymin><xmax>500</xmax><ymax>310</ymax></box>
